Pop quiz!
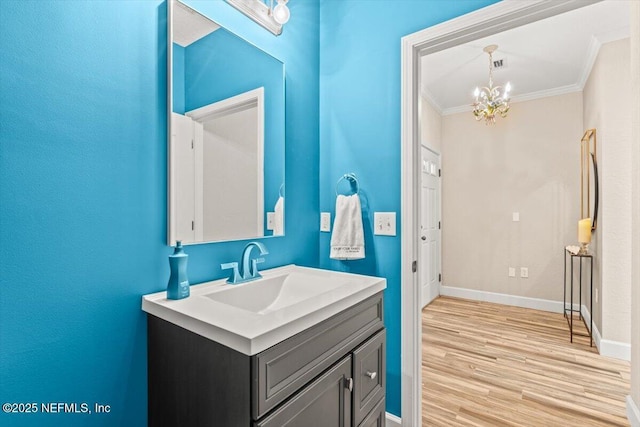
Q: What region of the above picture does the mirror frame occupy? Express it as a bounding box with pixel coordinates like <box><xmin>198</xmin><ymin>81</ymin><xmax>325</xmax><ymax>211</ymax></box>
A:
<box><xmin>580</xmin><ymin>128</ymin><xmax>598</xmax><ymax>231</ymax></box>
<box><xmin>167</xmin><ymin>0</ymin><xmax>285</xmax><ymax>246</ymax></box>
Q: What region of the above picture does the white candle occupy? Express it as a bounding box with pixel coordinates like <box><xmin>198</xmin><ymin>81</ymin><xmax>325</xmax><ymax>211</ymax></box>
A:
<box><xmin>578</xmin><ymin>218</ymin><xmax>592</xmax><ymax>244</ymax></box>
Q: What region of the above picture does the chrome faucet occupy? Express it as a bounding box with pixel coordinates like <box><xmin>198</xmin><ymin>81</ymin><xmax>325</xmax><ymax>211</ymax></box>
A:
<box><xmin>221</xmin><ymin>241</ymin><xmax>269</xmax><ymax>284</ymax></box>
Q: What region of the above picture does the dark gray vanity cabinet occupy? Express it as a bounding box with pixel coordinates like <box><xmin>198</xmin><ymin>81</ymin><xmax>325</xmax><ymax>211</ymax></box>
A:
<box><xmin>147</xmin><ymin>292</ymin><xmax>385</xmax><ymax>427</ymax></box>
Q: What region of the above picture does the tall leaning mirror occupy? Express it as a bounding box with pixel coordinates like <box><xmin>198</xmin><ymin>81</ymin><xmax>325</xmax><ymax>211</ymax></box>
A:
<box><xmin>168</xmin><ymin>0</ymin><xmax>285</xmax><ymax>245</ymax></box>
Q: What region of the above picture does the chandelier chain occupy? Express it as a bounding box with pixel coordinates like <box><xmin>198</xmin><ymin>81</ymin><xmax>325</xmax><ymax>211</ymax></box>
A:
<box><xmin>488</xmin><ymin>51</ymin><xmax>494</xmax><ymax>89</ymax></box>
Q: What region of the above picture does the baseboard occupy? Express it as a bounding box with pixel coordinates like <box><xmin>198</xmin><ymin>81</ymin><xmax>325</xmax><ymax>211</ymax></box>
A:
<box><xmin>581</xmin><ymin>304</ymin><xmax>631</xmax><ymax>361</ymax></box>
<box><xmin>439</xmin><ymin>285</ymin><xmax>577</xmax><ymax>313</ymax></box>
<box><xmin>579</xmin><ymin>304</ymin><xmax>602</xmax><ymax>350</ymax></box>
<box><xmin>599</xmin><ymin>338</ymin><xmax>631</xmax><ymax>361</ymax></box>
<box><xmin>386</xmin><ymin>412</ymin><xmax>401</xmax><ymax>427</ymax></box>
<box><xmin>628</xmin><ymin>395</ymin><xmax>640</xmax><ymax>427</ymax></box>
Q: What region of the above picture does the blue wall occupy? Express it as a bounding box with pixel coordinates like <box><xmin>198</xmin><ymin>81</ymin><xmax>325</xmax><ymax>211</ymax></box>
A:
<box><xmin>0</xmin><ymin>0</ymin><xmax>504</xmax><ymax>424</ymax></box>
<box><xmin>172</xmin><ymin>44</ymin><xmax>185</xmax><ymax>114</ymax></box>
<box><xmin>318</xmin><ymin>0</ymin><xmax>498</xmax><ymax>416</ymax></box>
<box><xmin>0</xmin><ymin>0</ymin><xmax>319</xmax><ymax>426</ymax></box>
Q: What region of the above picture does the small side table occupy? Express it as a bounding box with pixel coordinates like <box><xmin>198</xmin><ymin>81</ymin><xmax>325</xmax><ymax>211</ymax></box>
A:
<box><xmin>563</xmin><ymin>248</ymin><xmax>593</xmax><ymax>346</ymax></box>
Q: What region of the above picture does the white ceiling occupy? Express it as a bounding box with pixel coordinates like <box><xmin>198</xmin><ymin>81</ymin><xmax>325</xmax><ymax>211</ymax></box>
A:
<box><xmin>420</xmin><ymin>0</ymin><xmax>630</xmax><ymax>115</ymax></box>
<box><xmin>173</xmin><ymin>1</ymin><xmax>220</xmax><ymax>47</ymax></box>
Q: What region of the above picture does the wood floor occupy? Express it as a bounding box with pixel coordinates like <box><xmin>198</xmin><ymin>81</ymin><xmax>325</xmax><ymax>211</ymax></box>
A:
<box><xmin>422</xmin><ymin>297</ymin><xmax>631</xmax><ymax>427</ymax></box>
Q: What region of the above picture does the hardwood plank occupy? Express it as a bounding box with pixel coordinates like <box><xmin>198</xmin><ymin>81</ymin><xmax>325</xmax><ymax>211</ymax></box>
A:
<box><xmin>422</xmin><ymin>297</ymin><xmax>630</xmax><ymax>427</ymax></box>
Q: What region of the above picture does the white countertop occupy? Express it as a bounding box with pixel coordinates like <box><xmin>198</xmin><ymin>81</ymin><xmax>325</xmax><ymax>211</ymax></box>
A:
<box><xmin>141</xmin><ymin>265</ymin><xmax>386</xmax><ymax>355</ymax></box>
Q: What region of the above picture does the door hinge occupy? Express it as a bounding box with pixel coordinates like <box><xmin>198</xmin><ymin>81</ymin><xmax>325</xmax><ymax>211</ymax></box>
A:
<box><xmin>191</xmin><ymin>220</ymin><xmax>195</xmax><ymax>230</ymax></box>
<box><xmin>438</xmin><ymin>273</ymin><xmax>442</xmax><ymax>282</ymax></box>
<box><xmin>438</xmin><ymin>221</ymin><xmax>441</xmax><ymax>230</ymax></box>
<box><xmin>438</xmin><ymin>168</ymin><xmax>441</xmax><ymax>177</ymax></box>
<box><xmin>412</xmin><ymin>260</ymin><xmax>417</xmax><ymax>273</ymax></box>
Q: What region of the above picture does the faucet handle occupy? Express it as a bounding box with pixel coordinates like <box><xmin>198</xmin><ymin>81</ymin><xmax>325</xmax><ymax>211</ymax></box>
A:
<box><xmin>250</xmin><ymin>258</ymin><xmax>265</xmax><ymax>279</ymax></box>
<box><xmin>221</xmin><ymin>262</ymin><xmax>240</xmax><ymax>284</ymax></box>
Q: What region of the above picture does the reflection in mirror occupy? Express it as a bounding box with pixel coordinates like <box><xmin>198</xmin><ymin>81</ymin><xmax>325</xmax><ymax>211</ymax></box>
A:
<box><xmin>169</xmin><ymin>0</ymin><xmax>285</xmax><ymax>245</ymax></box>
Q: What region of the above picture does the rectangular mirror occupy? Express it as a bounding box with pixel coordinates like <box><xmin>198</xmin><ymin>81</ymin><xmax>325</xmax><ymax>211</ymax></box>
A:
<box><xmin>168</xmin><ymin>0</ymin><xmax>285</xmax><ymax>245</ymax></box>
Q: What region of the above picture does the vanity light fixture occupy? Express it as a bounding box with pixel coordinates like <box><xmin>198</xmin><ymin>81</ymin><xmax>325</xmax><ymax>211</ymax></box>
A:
<box><xmin>226</xmin><ymin>0</ymin><xmax>290</xmax><ymax>36</ymax></box>
<box><xmin>272</xmin><ymin>0</ymin><xmax>290</xmax><ymax>25</ymax></box>
<box><xmin>472</xmin><ymin>44</ymin><xmax>511</xmax><ymax>125</ymax></box>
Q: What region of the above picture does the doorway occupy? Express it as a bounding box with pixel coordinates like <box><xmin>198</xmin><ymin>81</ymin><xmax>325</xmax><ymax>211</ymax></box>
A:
<box><xmin>400</xmin><ymin>1</ymin><xmax>604</xmax><ymax>425</ymax></box>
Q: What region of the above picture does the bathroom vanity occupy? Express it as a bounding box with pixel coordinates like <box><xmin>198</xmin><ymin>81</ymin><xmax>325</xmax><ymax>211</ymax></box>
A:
<box><xmin>142</xmin><ymin>265</ymin><xmax>386</xmax><ymax>427</ymax></box>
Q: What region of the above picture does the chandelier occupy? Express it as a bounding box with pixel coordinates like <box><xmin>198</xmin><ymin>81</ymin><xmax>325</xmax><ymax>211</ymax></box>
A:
<box><xmin>472</xmin><ymin>45</ymin><xmax>511</xmax><ymax>124</ymax></box>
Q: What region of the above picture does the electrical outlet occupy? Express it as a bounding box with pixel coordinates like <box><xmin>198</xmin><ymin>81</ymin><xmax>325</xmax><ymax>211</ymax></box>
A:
<box><xmin>508</xmin><ymin>267</ymin><xmax>516</xmax><ymax>277</ymax></box>
<box><xmin>520</xmin><ymin>267</ymin><xmax>529</xmax><ymax>278</ymax></box>
<box><xmin>266</xmin><ymin>212</ymin><xmax>275</xmax><ymax>230</ymax></box>
<box><xmin>320</xmin><ymin>212</ymin><xmax>331</xmax><ymax>232</ymax></box>
<box><xmin>374</xmin><ymin>212</ymin><xmax>396</xmax><ymax>236</ymax></box>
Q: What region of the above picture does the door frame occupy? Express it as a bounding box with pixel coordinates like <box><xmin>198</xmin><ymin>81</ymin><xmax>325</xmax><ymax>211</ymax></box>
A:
<box><xmin>399</xmin><ymin>1</ymin><xmax>600</xmax><ymax>425</ymax></box>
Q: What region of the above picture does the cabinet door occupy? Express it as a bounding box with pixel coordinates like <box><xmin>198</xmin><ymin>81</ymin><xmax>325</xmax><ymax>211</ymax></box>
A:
<box><xmin>353</xmin><ymin>329</ymin><xmax>386</xmax><ymax>426</ymax></box>
<box><xmin>255</xmin><ymin>356</ymin><xmax>353</xmax><ymax>427</ymax></box>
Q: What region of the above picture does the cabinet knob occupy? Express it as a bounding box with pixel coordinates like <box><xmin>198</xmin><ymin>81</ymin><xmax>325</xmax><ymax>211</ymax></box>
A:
<box><xmin>345</xmin><ymin>377</ymin><xmax>353</xmax><ymax>392</ymax></box>
<box><xmin>421</xmin><ymin>236</ymin><xmax>426</xmax><ymax>241</ymax></box>
<box><xmin>365</xmin><ymin>371</ymin><xmax>377</xmax><ymax>380</ymax></box>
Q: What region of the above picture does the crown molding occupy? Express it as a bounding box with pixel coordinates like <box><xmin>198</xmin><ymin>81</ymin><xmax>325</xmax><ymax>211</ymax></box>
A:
<box><xmin>419</xmin><ymin>88</ymin><xmax>444</xmax><ymax>115</ymax></box>
<box><xmin>442</xmin><ymin>83</ymin><xmax>583</xmax><ymax>116</ymax></box>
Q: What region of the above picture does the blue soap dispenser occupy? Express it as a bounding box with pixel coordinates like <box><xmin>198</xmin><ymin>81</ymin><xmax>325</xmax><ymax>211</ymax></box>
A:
<box><xmin>167</xmin><ymin>240</ymin><xmax>190</xmax><ymax>300</ymax></box>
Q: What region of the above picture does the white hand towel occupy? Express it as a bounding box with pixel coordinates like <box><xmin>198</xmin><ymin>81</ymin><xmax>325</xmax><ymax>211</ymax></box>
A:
<box><xmin>273</xmin><ymin>196</ymin><xmax>284</xmax><ymax>236</ymax></box>
<box><xmin>330</xmin><ymin>194</ymin><xmax>365</xmax><ymax>260</ymax></box>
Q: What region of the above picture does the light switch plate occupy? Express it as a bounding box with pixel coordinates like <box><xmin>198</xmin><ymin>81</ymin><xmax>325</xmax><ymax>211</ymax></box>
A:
<box><xmin>508</xmin><ymin>267</ymin><xmax>516</xmax><ymax>277</ymax></box>
<box><xmin>512</xmin><ymin>212</ymin><xmax>520</xmax><ymax>222</ymax></box>
<box><xmin>374</xmin><ymin>212</ymin><xmax>396</xmax><ymax>236</ymax></box>
<box><xmin>520</xmin><ymin>267</ymin><xmax>529</xmax><ymax>278</ymax></box>
<box><xmin>266</xmin><ymin>212</ymin><xmax>275</xmax><ymax>230</ymax></box>
<box><xmin>320</xmin><ymin>212</ymin><xmax>331</xmax><ymax>232</ymax></box>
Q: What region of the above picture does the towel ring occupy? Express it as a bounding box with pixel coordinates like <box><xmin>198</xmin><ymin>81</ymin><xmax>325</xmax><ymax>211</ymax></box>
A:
<box><xmin>335</xmin><ymin>173</ymin><xmax>359</xmax><ymax>196</ymax></box>
<box><xmin>279</xmin><ymin>183</ymin><xmax>285</xmax><ymax>198</ymax></box>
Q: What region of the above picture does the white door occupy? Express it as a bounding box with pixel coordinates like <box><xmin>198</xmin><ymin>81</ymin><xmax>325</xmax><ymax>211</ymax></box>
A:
<box><xmin>420</xmin><ymin>147</ymin><xmax>441</xmax><ymax>308</ymax></box>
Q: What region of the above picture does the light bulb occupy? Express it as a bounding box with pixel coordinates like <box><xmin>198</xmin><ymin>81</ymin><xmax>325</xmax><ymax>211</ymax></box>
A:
<box><xmin>474</xmin><ymin>87</ymin><xmax>480</xmax><ymax>98</ymax></box>
<box><xmin>505</xmin><ymin>82</ymin><xmax>511</xmax><ymax>93</ymax></box>
<box><xmin>273</xmin><ymin>0</ymin><xmax>290</xmax><ymax>25</ymax></box>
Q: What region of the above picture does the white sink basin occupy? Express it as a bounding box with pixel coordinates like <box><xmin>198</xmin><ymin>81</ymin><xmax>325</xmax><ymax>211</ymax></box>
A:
<box><xmin>141</xmin><ymin>265</ymin><xmax>386</xmax><ymax>355</ymax></box>
<box><xmin>203</xmin><ymin>271</ymin><xmax>346</xmax><ymax>315</ymax></box>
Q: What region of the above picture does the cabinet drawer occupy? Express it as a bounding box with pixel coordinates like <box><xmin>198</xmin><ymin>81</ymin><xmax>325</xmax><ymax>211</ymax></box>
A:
<box><xmin>357</xmin><ymin>398</ymin><xmax>385</xmax><ymax>427</ymax></box>
<box><xmin>352</xmin><ymin>329</ymin><xmax>386</xmax><ymax>426</ymax></box>
<box><xmin>254</xmin><ymin>356</ymin><xmax>353</xmax><ymax>427</ymax></box>
<box><xmin>252</xmin><ymin>293</ymin><xmax>383</xmax><ymax>419</ymax></box>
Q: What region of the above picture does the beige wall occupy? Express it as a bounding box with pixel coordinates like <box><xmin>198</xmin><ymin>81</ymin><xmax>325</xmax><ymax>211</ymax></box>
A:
<box><xmin>583</xmin><ymin>38</ymin><xmax>632</xmax><ymax>346</ymax></box>
<box><xmin>420</xmin><ymin>94</ymin><xmax>442</xmax><ymax>153</ymax></box>
<box><xmin>630</xmin><ymin>0</ymin><xmax>640</xmax><ymax>411</ymax></box>
<box><xmin>441</xmin><ymin>92</ymin><xmax>582</xmax><ymax>301</ymax></box>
